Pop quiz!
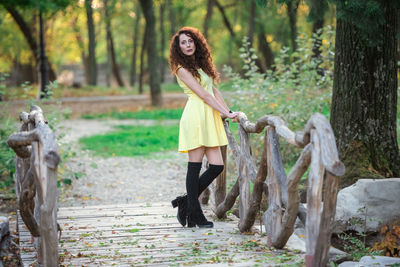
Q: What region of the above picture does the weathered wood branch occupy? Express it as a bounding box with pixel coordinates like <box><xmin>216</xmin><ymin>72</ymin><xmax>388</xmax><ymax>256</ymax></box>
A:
<box><xmin>312</xmin><ymin>172</ymin><xmax>339</xmax><ymax>267</ymax></box>
<box><xmin>300</xmin><ymin>113</ymin><xmax>345</xmax><ymax>176</ymax></box>
<box><xmin>19</xmin><ymin>166</ymin><xmax>40</xmax><ymax>237</ymax></box>
<box><xmin>215</xmin><ymin>111</ymin><xmax>344</xmax><ymax>267</ymax></box>
<box><xmin>238</xmin><ymin>130</ymin><xmax>268</xmax><ymax>232</ymax></box>
<box><xmin>214</xmin><ymin>179</ymin><xmax>240</xmax><ymax>218</ymax></box>
<box><xmin>305</xmin><ymin>130</ymin><xmax>324</xmax><ymax>263</ymax></box>
<box><xmin>237</xmin><ymin>112</ymin><xmax>303</xmax><ymax>147</ymax></box>
<box><xmin>214</xmin><ymin>145</ymin><xmax>227</xmax><ymax>206</ymax></box>
<box><xmin>274</xmin><ymin>143</ymin><xmax>312</xmax><ymax>247</ymax></box>
<box><xmin>263</xmin><ymin>127</ymin><xmax>286</xmax><ymax>247</ymax></box>
<box><xmin>8</xmin><ymin>105</ymin><xmax>60</xmax><ymax>266</ymax></box>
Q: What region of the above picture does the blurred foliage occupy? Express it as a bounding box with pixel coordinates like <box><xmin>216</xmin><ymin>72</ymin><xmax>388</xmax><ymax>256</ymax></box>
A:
<box><xmin>0</xmin><ymin>104</ymin><xmax>16</xmax><ymax>194</ymax></box>
<box><xmin>223</xmin><ymin>26</ymin><xmax>335</xmax><ymax>166</ymax></box>
<box><xmin>0</xmin><ymin>0</ymin><xmax>336</xmax><ymax>73</ymax></box>
<box><xmin>329</xmin><ymin>0</ymin><xmax>400</xmax><ymax>46</ymax></box>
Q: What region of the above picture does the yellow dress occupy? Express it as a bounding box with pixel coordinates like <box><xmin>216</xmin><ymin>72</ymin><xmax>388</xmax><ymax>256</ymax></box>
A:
<box><xmin>176</xmin><ymin>69</ymin><xmax>228</xmax><ymax>153</ymax></box>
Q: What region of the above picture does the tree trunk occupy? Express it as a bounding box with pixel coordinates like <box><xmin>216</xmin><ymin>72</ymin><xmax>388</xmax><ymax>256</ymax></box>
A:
<box><xmin>330</xmin><ymin>4</ymin><xmax>400</xmax><ymax>187</ymax></box>
<box><xmin>38</xmin><ymin>11</ymin><xmax>49</xmax><ymax>99</ymax></box>
<box><xmin>203</xmin><ymin>0</ymin><xmax>215</xmax><ymax>39</ymax></box>
<box><xmin>159</xmin><ymin>1</ymin><xmax>166</xmax><ymax>83</ymax></box>
<box><xmin>139</xmin><ymin>27</ymin><xmax>147</xmax><ymax>94</ymax></box>
<box><xmin>247</xmin><ymin>0</ymin><xmax>255</xmax><ymax>46</ymax></box>
<box><xmin>71</xmin><ymin>16</ymin><xmax>88</xmax><ymax>84</ymax></box>
<box><xmin>139</xmin><ymin>0</ymin><xmax>162</xmax><ymax>106</ymax></box>
<box><xmin>167</xmin><ymin>0</ymin><xmax>176</xmax><ymax>36</ymax></box>
<box><xmin>215</xmin><ymin>0</ymin><xmax>237</xmax><ymax>42</ymax></box>
<box><xmin>130</xmin><ymin>6</ymin><xmax>141</xmax><ymax>87</ymax></box>
<box><xmin>287</xmin><ymin>0</ymin><xmax>299</xmax><ymax>54</ymax></box>
<box><xmin>85</xmin><ymin>0</ymin><xmax>97</xmax><ymax>85</ymax></box>
<box><xmin>4</xmin><ymin>5</ymin><xmax>56</xmax><ymax>81</ymax></box>
<box><xmin>257</xmin><ymin>31</ymin><xmax>274</xmax><ymax>70</ymax></box>
<box><xmin>104</xmin><ymin>0</ymin><xmax>124</xmax><ymax>87</ymax></box>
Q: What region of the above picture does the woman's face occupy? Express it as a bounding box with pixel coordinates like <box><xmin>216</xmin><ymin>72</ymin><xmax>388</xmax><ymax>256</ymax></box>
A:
<box><xmin>179</xmin><ymin>33</ymin><xmax>196</xmax><ymax>56</ymax></box>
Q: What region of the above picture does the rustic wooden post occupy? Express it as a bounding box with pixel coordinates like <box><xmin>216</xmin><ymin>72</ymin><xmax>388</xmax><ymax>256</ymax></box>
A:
<box><xmin>215</xmin><ymin>145</ymin><xmax>227</xmax><ymax>206</ymax></box>
<box><xmin>8</xmin><ymin>105</ymin><xmax>60</xmax><ymax>266</ymax></box>
<box><xmin>305</xmin><ymin>130</ymin><xmax>324</xmax><ymax>267</ymax></box>
<box><xmin>263</xmin><ymin>127</ymin><xmax>286</xmax><ymax>246</ymax></box>
<box><xmin>312</xmin><ymin>172</ymin><xmax>339</xmax><ymax>267</ymax></box>
<box><xmin>238</xmin><ymin>124</ymin><xmax>251</xmax><ymax>223</ymax></box>
<box><xmin>238</xmin><ymin>130</ymin><xmax>268</xmax><ymax>232</ymax></box>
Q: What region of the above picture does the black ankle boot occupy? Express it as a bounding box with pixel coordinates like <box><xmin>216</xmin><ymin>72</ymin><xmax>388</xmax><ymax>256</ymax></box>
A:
<box><xmin>187</xmin><ymin>209</ymin><xmax>213</xmax><ymax>228</ymax></box>
<box><xmin>171</xmin><ymin>194</ymin><xmax>187</xmax><ymax>226</ymax></box>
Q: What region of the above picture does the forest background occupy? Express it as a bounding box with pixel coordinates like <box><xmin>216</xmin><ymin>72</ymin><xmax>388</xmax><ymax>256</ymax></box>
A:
<box><xmin>0</xmin><ymin>0</ymin><xmax>399</xmax><ymax>190</ymax></box>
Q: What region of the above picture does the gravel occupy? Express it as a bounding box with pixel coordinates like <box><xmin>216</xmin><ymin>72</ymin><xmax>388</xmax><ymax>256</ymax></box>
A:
<box><xmin>58</xmin><ymin>119</ymin><xmax>188</xmax><ymax>207</ymax></box>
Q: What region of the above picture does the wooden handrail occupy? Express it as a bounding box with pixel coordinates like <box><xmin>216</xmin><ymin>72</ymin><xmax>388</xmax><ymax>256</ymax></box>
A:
<box><xmin>7</xmin><ymin>105</ymin><xmax>60</xmax><ymax>266</ymax></box>
<box><xmin>208</xmin><ymin>111</ymin><xmax>344</xmax><ymax>267</ymax></box>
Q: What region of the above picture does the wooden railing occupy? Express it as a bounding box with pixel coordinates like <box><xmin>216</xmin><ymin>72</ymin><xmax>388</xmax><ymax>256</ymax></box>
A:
<box><xmin>7</xmin><ymin>105</ymin><xmax>60</xmax><ymax>266</ymax></box>
<box><xmin>206</xmin><ymin>112</ymin><xmax>345</xmax><ymax>267</ymax></box>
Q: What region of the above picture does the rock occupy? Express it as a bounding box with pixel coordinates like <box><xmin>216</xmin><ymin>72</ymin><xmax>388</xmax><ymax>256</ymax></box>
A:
<box><xmin>338</xmin><ymin>262</ymin><xmax>359</xmax><ymax>267</ymax></box>
<box><xmin>359</xmin><ymin>256</ymin><xmax>400</xmax><ymax>266</ymax></box>
<box><xmin>334</xmin><ymin>178</ymin><xmax>400</xmax><ymax>233</ymax></box>
<box><xmin>286</xmin><ymin>231</ymin><xmax>346</xmax><ymax>261</ymax></box>
<box><xmin>0</xmin><ymin>216</ymin><xmax>9</xmax><ymax>240</ymax></box>
<box><xmin>339</xmin><ymin>256</ymin><xmax>400</xmax><ymax>267</ymax></box>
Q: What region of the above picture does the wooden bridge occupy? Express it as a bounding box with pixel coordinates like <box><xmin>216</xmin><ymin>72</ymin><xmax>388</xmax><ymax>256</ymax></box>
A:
<box><xmin>18</xmin><ymin>202</ymin><xmax>303</xmax><ymax>266</ymax></box>
<box><xmin>8</xmin><ymin>105</ymin><xmax>344</xmax><ymax>266</ymax></box>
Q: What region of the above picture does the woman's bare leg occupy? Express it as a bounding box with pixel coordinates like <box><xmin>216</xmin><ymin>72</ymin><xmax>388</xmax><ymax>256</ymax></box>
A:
<box><xmin>188</xmin><ymin>146</ymin><xmax>205</xmax><ymax>162</ymax></box>
<box><xmin>204</xmin><ymin>146</ymin><xmax>223</xmax><ymax>165</ymax></box>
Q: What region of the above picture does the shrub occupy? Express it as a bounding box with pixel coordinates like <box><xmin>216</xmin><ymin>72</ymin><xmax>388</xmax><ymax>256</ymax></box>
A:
<box><xmin>223</xmin><ymin>26</ymin><xmax>335</xmax><ymax>166</ymax></box>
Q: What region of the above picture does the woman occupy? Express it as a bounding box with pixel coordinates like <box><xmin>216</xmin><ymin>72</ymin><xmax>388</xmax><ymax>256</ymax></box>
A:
<box><xmin>169</xmin><ymin>27</ymin><xmax>239</xmax><ymax>228</ymax></box>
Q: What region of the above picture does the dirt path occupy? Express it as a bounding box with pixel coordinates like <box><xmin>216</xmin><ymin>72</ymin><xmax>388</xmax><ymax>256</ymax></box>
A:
<box><xmin>58</xmin><ymin>118</ymin><xmax>188</xmax><ymax>207</ymax></box>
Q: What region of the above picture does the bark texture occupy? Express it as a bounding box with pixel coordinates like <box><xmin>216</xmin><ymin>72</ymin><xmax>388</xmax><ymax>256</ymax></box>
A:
<box><xmin>85</xmin><ymin>0</ymin><xmax>97</xmax><ymax>85</ymax></box>
<box><xmin>130</xmin><ymin>6</ymin><xmax>141</xmax><ymax>87</ymax></box>
<box><xmin>331</xmin><ymin>3</ymin><xmax>400</xmax><ymax>187</ymax></box>
<box><xmin>104</xmin><ymin>0</ymin><xmax>124</xmax><ymax>87</ymax></box>
<box><xmin>140</xmin><ymin>0</ymin><xmax>162</xmax><ymax>106</ymax></box>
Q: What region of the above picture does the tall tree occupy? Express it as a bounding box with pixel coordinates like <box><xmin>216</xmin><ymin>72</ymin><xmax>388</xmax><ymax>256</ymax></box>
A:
<box><xmin>139</xmin><ymin>0</ymin><xmax>162</xmax><ymax>106</ymax></box>
<box><xmin>278</xmin><ymin>0</ymin><xmax>300</xmax><ymax>54</ymax></box>
<box><xmin>130</xmin><ymin>5</ymin><xmax>141</xmax><ymax>87</ymax></box>
<box><xmin>1</xmin><ymin>3</ymin><xmax>62</xmax><ymax>87</ymax></box>
<box><xmin>167</xmin><ymin>0</ymin><xmax>176</xmax><ymax>36</ymax></box>
<box><xmin>85</xmin><ymin>0</ymin><xmax>97</xmax><ymax>85</ymax></box>
<box><xmin>139</xmin><ymin>25</ymin><xmax>147</xmax><ymax>94</ymax></box>
<box><xmin>159</xmin><ymin>0</ymin><xmax>166</xmax><ymax>83</ymax></box>
<box><xmin>247</xmin><ymin>0</ymin><xmax>256</xmax><ymax>46</ymax></box>
<box><xmin>104</xmin><ymin>0</ymin><xmax>124</xmax><ymax>87</ymax></box>
<box><xmin>256</xmin><ymin>27</ymin><xmax>275</xmax><ymax>70</ymax></box>
<box><xmin>38</xmin><ymin>10</ymin><xmax>48</xmax><ymax>98</ymax></box>
<box><xmin>330</xmin><ymin>0</ymin><xmax>400</xmax><ymax>187</ymax></box>
<box><xmin>71</xmin><ymin>15</ymin><xmax>89</xmax><ymax>84</ymax></box>
<box><xmin>307</xmin><ymin>0</ymin><xmax>328</xmax><ymax>74</ymax></box>
<box><xmin>203</xmin><ymin>0</ymin><xmax>215</xmax><ymax>39</ymax></box>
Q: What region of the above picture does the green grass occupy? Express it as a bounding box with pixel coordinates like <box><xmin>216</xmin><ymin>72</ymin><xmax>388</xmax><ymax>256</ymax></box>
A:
<box><xmin>79</xmin><ymin>124</ymin><xmax>179</xmax><ymax>157</ymax></box>
<box><xmin>82</xmin><ymin>108</ymin><xmax>184</xmax><ymax>120</ymax></box>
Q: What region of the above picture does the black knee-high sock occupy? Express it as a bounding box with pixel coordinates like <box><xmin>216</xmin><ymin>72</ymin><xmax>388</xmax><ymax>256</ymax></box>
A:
<box><xmin>186</xmin><ymin>162</ymin><xmax>202</xmax><ymax>215</ymax></box>
<box><xmin>198</xmin><ymin>164</ymin><xmax>224</xmax><ymax>196</ymax></box>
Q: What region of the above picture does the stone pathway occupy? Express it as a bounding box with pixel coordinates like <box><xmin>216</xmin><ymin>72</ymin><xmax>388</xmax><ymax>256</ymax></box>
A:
<box><xmin>58</xmin><ymin>119</ymin><xmax>188</xmax><ymax>207</ymax></box>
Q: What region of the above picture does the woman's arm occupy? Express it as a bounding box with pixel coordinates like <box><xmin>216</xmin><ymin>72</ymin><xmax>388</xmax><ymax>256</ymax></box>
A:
<box><xmin>212</xmin><ymin>86</ymin><xmax>230</xmax><ymax>112</ymax></box>
<box><xmin>177</xmin><ymin>68</ymin><xmax>236</xmax><ymax>118</ymax></box>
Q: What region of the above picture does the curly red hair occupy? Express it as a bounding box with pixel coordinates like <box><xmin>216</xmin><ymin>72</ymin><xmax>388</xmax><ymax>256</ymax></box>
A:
<box><xmin>169</xmin><ymin>26</ymin><xmax>220</xmax><ymax>83</ymax></box>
